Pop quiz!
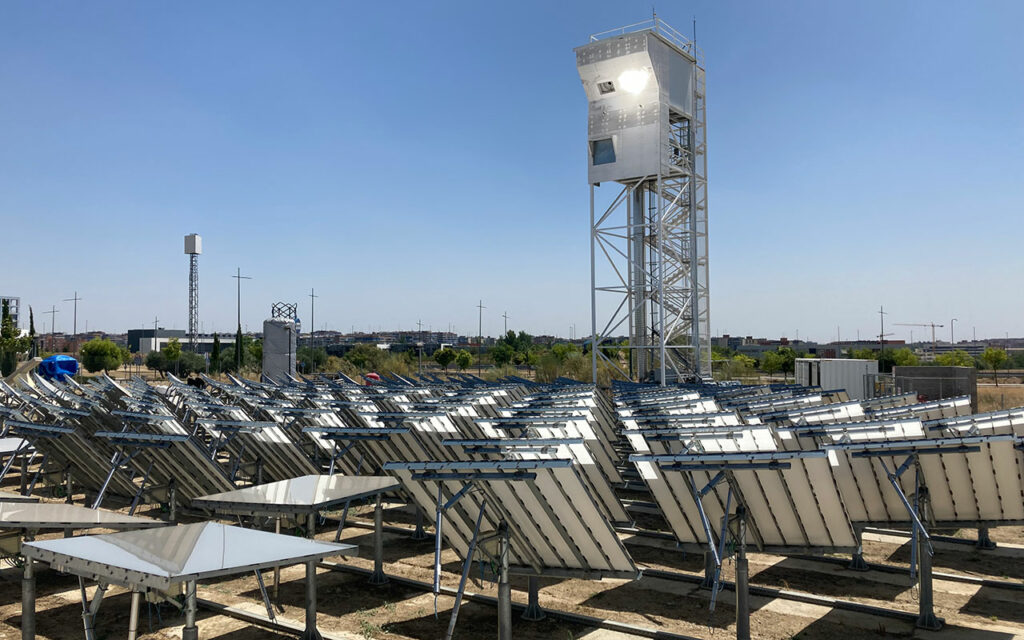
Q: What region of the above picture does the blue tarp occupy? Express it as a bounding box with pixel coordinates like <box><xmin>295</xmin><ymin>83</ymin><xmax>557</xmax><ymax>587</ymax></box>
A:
<box><xmin>39</xmin><ymin>355</ymin><xmax>78</xmax><ymax>380</ymax></box>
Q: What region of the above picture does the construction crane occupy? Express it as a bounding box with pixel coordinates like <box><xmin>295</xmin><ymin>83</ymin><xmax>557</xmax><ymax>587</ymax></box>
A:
<box><xmin>895</xmin><ymin>322</ymin><xmax>944</xmax><ymax>358</ymax></box>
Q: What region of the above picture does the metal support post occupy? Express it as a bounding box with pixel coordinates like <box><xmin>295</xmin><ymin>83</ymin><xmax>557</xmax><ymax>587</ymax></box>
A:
<box><xmin>497</xmin><ymin>520</ymin><xmax>512</xmax><ymax>640</ymax></box>
<box><xmin>21</xmin><ymin>557</ymin><xmax>34</xmax><ymax>640</ymax></box>
<box><xmin>273</xmin><ymin>516</ymin><xmax>281</xmax><ymax>605</ymax></box>
<box><xmin>977</xmin><ymin>525</ymin><xmax>996</xmax><ymax>550</ymax></box>
<box><xmin>306</xmin><ymin>511</ymin><xmax>316</xmax><ymax>540</ymax></box>
<box><xmin>521</xmin><ymin>575</ymin><xmax>545</xmax><ymax>621</ymax></box>
<box><xmin>254</xmin><ymin>570</ymin><xmax>277</xmax><ymax>621</ymax></box>
<box><xmin>445</xmin><ymin>501</ymin><xmax>488</xmax><ymax>640</ymax></box>
<box><xmin>81</xmin><ymin>581</ymin><xmax>107</xmax><ymax>640</ymax></box>
<box><xmin>915</xmin><ymin>488</ymin><xmax>943</xmax><ymax>630</ymax></box>
<box><xmin>168</xmin><ymin>478</ymin><xmax>177</xmax><ymax>523</ymax></box>
<box><xmin>182</xmin><ymin>579</ymin><xmax>198</xmax><ymax>640</ymax></box>
<box><xmin>735</xmin><ymin>505</ymin><xmax>750</xmax><ymax>640</ymax></box>
<box><xmin>19</xmin><ymin>452</ymin><xmax>27</xmax><ymax>494</ymax></box>
<box><xmin>301</xmin><ymin>561</ymin><xmax>323</xmax><ymax>640</ymax></box>
<box><xmin>127</xmin><ymin>589</ymin><xmax>141</xmax><ymax>640</ymax></box>
<box><xmin>849</xmin><ymin>528</ymin><xmax>869</xmax><ymax>571</ymax></box>
<box><xmin>701</xmin><ymin>550</ymin><xmax>716</xmax><ymax>588</ymax></box>
<box><xmin>412</xmin><ymin>506</ymin><xmax>428</xmax><ymax>540</ymax></box>
<box><xmin>65</xmin><ymin>467</ymin><xmax>73</xmax><ymax>504</ymax></box>
<box><xmin>368</xmin><ymin>494</ymin><xmax>388</xmax><ymax>585</ymax></box>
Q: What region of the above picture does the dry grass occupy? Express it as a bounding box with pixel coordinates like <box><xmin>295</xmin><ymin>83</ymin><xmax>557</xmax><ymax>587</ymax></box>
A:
<box><xmin>978</xmin><ymin>384</ymin><xmax>1024</xmax><ymax>412</ymax></box>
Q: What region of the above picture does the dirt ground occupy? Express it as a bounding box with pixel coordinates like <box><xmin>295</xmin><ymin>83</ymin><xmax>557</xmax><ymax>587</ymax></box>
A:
<box><xmin>2</xmin><ymin>494</ymin><xmax>1023</xmax><ymax>640</ymax></box>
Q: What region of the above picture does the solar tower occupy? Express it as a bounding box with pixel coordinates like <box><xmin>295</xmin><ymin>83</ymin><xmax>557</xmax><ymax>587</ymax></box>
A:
<box><xmin>576</xmin><ymin>17</ymin><xmax>710</xmax><ymax>384</ymax></box>
<box><xmin>184</xmin><ymin>234</ymin><xmax>201</xmax><ymax>351</ymax></box>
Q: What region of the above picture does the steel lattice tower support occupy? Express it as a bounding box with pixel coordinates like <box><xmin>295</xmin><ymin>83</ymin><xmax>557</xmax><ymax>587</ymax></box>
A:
<box><xmin>188</xmin><ymin>254</ymin><xmax>199</xmax><ymax>350</ymax></box>
<box><xmin>184</xmin><ymin>234</ymin><xmax>202</xmax><ymax>352</ymax></box>
<box><xmin>577</xmin><ymin>18</ymin><xmax>710</xmax><ymax>384</ymax></box>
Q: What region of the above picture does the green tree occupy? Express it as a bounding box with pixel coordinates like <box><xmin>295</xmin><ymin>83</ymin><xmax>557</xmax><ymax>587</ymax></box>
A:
<box><xmin>162</xmin><ymin>338</ymin><xmax>182</xmax><ymax>361</ymax></box>
<box><xmin>80</xmin><ymin>339</ymin><xmax>124</xmax><ymax>373</ymax></box>
<box><xmin>979</xmin><ymin>347</ymin><xmax>1008</xmax><ymax>386</ymax></box>
<box><xmin>777</xmin><ymin>347</ymin><xmax>797</xmax><ymax>378</ymax></box>
<box><xmin>760</xmin><ymin>351</ymin><xmax>783</xmax><ymax>379</ymax></box>
<box><xmin>935</xmin><ymin>349</ymin><xmax>975</xmax><ymax>368</ymax></box>
<box><xmin>27</xmin><ymin>307</ymin><xmax>36</xmax><ymax>358</ymax></box>
<box><xmin>177</xmin><ymin>351</ymin><xmax>207</xmax><ymax>376</ymax></box>
<box><xmin>145</xmin><ymin>350</ymin><xmax>168</xmax><ymax>372</ymax></box>
<box><xmin>551</xmin><ymin>342</ymin><xmax>581</xmax><ymax>362</ymax></box>
<box><xmin>247</xmin><ymin>339</ymin><xmax>262</xmax><ymax>370</ymax></box>
<box><xmin>890</xmin><ymin>347</ymin><xmax>919</xmax><ymax>367</ymax></box>
<box><xmin>455</xmin><ymin>349</ymin><xmax>472</xmax><ymax>371</ymax></box>
<box><xmin>297</xmin><ymin>346</ymin><xmax>327</xmax><ymax>373</ymax></box>
<box><xmin>850</xmin><ymin>348</ymin><xmax>878</xmax><ymax>360</ymax></box>
<box><xmin>434</xmin><ymin>347</ymin><xmax>456</xmax><ymax>372</ymax></box>
<box><xmin>491</xmin><ymin>342</ymin><xmax>515</xmax><ymax>366</ymax></box>
<box><xmin>210</xmin><ymin>333</ymin><xmax>221</xmax><ymax>373</ymax></box>
<box><xmin>0</xmin><ymin>300</ymin><xmax>30</xmax><ymax>376</ymax></box>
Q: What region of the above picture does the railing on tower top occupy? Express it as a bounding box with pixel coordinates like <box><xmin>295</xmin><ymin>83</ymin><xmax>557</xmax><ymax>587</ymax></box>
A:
<box><xmin>589</xmin><ymin>17</ymin><xmax>703</xmax><ymax>65</ymax></box>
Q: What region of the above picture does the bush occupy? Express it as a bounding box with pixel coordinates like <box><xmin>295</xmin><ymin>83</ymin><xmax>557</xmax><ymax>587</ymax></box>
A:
<box><xmin>80</xmin><ymin>339</ymin><xmax>125</xmax><ymax>373</ymax></box>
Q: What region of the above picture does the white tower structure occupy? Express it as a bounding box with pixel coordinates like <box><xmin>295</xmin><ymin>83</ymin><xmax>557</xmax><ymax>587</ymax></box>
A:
<box><xmin>184</xmin><ymin>234</ymin><xmax>201</xmax><ymax>352</ymax></box>
<box><xmin>576</xmin><ymin>18</ymin><xmax>710</xmax><ymax>384</ymax></box>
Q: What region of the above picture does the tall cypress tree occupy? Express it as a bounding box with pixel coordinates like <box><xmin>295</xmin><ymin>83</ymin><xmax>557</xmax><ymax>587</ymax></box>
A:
<box><xmin>234</xmin><ymin>325</ymin><xmax>243</xmax><ymax>371</ymax></box>
<box><xmin>211</xmin><ymin>332</ymin><xmax>221</xmax><ymax>373</ymax></box>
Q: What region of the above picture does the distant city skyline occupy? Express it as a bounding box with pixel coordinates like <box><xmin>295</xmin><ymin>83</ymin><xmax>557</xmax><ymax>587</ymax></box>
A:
<box><xmin>3</xmin><ymin>2</ymin><xmax>1022</xmax><ymax>341</ymax></box>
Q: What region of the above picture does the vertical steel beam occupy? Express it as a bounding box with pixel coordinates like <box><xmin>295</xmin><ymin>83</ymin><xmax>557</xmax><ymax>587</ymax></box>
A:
<box><xmin>735</xmin><ymin>505</ymin><xmax>750</xmax><ymax>640</ymax></box>
<box><xmin>915</xmin><ymin>488</ymin><xmax>943</xmax><ymax>630</ymax></box>
<box><xmin>21</xmin><ymin>557</ymin><xmax>34</xmax><ymax>640</ymax></box>
<box><xmin>631</xmin><ymin>185</ymin><xmax>647</xmax><ymax>379</ymax></box>
<box><xmin>273</xmin><ymin>516</ymin><xmax>281</xmax><ymax>605</ymax></box>
<box><xmin>521</xmin><ymin>575</ymin><xmax>545</xmax><ymax>621</ymax></box>
<box><xmin>127</xmin><ymin>589</ymin><xmax>141</xmax><ymax>640</ymax></box>
<box><xmin>590</xmin><ymin>184</ymin><xmax>598</xmax><ymax>385</ymax></box>
<box><xmin>368</xmin><ymin>494</ymin><xmax>388</xmax><ymax>585</ymax></box>
<box><xmin>977</xmin><ymin>525</ymin><xmax>996</xmax><ymax>550</ymax></box>
<box><xmin>182</xmin><ymin>580</ymin><xmax>198</xmax><ymax>640</ymax></box>
<box><xmin>412</xmin><ymin>506</ymin><xmax>428</xmax><ymax>540</ymax></box>
<box><xmin>301</xmin><ymin>562</ymin><xmax>323</xmax><ymax>640</ymax></box>
<box><xmin>497</xmin><ymin>520</ymin><xmax>512</xmax><ymax>640</ymax></box>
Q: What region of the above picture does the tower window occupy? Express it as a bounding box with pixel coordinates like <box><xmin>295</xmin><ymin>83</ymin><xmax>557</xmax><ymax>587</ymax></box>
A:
<box><xmin>591</xmin><ymin>138</ymin><xmax>616</xmax><ymax>165</ymax></box>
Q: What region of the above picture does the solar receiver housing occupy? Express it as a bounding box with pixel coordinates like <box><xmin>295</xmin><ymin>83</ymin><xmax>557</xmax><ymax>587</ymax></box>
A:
<box><xmin>576</xmin><ymin>30</ymin><xmax>696</xmax><ymax>185</ymax></box>
<box><xmin>183</xmin><ymin>233</ymin><xmax>202</xmax><ymax>255</ymax></box>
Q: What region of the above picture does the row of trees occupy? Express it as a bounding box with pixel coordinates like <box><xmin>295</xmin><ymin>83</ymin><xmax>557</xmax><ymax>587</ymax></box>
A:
<box><xmin>433</xmin><ymin>347</ymin><xmax>473</xmax><ymax>372</ymax></box>
<box><xmin>712</xmin><ymin>344</ymin><xmax>1017</xmax><ymax>384</ymax></box>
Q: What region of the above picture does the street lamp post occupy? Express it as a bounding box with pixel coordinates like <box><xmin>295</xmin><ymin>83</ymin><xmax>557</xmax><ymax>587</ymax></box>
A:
<box><xmin>232</xmin><ymin>268</ymin><xmax>252</xmax><ymax>371</ymax></box>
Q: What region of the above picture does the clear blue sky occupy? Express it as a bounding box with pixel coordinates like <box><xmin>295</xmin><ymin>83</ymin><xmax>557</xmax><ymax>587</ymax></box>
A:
<box><xmin>2</xmin><ymin>1</ymin><xmax>1021</xmax><ymax>342</ymax></box>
